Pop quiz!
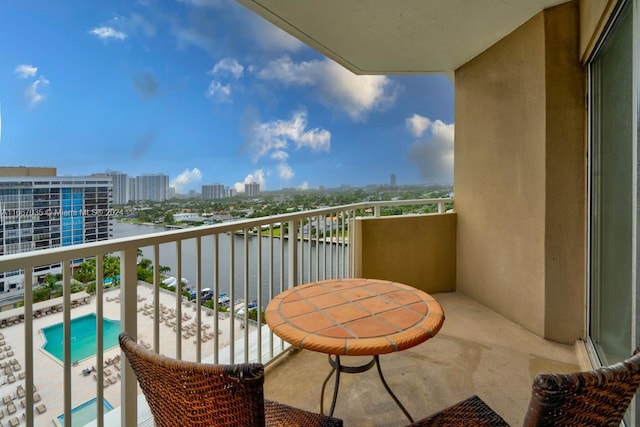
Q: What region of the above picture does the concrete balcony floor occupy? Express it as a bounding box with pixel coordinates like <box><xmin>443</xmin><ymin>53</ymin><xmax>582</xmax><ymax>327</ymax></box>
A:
<box><xmin>264</xmin><ymin>292</ymin><xmax>583</xmax><ymax>426</ymax></box>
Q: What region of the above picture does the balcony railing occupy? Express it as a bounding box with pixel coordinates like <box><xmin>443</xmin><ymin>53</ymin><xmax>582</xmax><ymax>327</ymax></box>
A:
<box><xmin>0</xmin><ymin>198</ymin><xmax>451</xmax><ymax>426</ymax></box>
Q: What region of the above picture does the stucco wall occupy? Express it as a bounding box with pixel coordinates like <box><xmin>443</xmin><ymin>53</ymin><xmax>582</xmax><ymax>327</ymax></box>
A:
<box><xmin>543</xmin><ymin>2</ymin><xmax>586</xmax><ymax>344</ymax></box>
<box><xmin>354</xmin><ymin>213</ymin><xmax>456</xmax><ymax>294</ymax></box>
<box><xmin>455</xmin><ymin>2</ymin><xmax>585</xmax><ymax>343</ymax></box>
<box><xmin>579</xmin><ymin>0</ymin><xmax>619</xmax><ymax>62</ymax></box>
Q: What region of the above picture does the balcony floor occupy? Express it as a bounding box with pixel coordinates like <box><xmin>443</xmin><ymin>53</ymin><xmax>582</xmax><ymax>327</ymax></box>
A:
<box><xmin>264</xmin><ymin>292</ymin><xmax>583</xmax><ymax>426</ymax></box>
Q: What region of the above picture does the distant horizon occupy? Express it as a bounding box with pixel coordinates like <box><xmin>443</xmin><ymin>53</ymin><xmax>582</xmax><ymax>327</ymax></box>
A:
<box><xmin>0</xmin><ymin>164</ymin><xmax>453</xmax><ymax>194</ymax></box>
<box><xmin>0</xmin><ymin>1</ymin><xmax>454</xmax><ymax>193</ymax></box>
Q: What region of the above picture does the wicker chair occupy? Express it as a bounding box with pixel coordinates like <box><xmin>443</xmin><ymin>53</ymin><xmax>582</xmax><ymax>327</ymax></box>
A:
<box><xmin>408</xmin><ymin>346</ymin><xmax>640</xmax><ymax>427</ymax></box>
<box><xmin>119</xmin><ymin>333</ymin><xmax>342</xmax><ymax>427</ymax></box>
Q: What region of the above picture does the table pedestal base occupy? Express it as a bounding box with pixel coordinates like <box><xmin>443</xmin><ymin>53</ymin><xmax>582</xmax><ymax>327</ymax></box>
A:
<box><xmin>320</xmin><ymin>354</ymin><xmax>414</xmax><ymax>422</ymax></box>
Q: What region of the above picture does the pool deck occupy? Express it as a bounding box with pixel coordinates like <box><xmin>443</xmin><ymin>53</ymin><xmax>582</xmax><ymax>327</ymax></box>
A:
<box><xmin>0</xmin><ymin>283</ymin><xmax>252</xmax><ymax>426</ymax></box>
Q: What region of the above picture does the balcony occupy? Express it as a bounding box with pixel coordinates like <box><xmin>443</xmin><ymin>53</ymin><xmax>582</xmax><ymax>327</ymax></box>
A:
<box><xmin>264</xmin><ymin>292</ymin><xmax>581</xmax><ymax>426</ymax></box>
<box><xmin>0</xmin><ymin>198</ymin><xmax>584</xmax><ymax>426</ymax></box>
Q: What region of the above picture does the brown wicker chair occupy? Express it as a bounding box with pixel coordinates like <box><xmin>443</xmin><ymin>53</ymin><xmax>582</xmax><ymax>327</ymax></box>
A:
<box><xmin>408</xmin><ymin>346</ymin><xmax>640</xmax><ymax>427</ymax></box>
<box><xmin>119</xmin><ymin>333</ymin><xmax>342</xmax><ymax>427</ymax></box>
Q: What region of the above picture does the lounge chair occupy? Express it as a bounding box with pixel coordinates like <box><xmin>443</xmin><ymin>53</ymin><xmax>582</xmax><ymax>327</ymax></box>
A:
<box><xmin>407</xmin><ymin>347</ymin><xmax>640</xmax><ymax>426</ymax></box>
<box><xmin>6</xmin><ymin>403</ymin><xmax>15</xmax><ymax>415</ymax></box>
<box><xmin>35</xmin><ymin>403</ymin><xmax>46</xmax><ymax>414</ymax></box>
<box><xmin>8</xmin><ymin>416</ymin><xmax>18</xmax><ymax>427</ymax></box>
<box><xmin>119</xmin><ymin>332</ymin><xmax>342</xmax><ymax>427</ymax></box>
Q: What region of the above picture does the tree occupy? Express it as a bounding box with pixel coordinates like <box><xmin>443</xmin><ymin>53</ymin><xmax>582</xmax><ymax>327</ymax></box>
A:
<box><xmin>33</xmin><ymin>286</ymin><xmax>50</xmax><ymax>303</ymax></box>
<box><xmin>74</xmin><ymin>260</ymin><xmax>96</xmax><ymax>285</ymax></box>
<box><xmin>37</xmin><ymin>274</ymin><xmax>62</xmax><ymax>300</ymax></box>
<box><xmin>138</xmin><ymin>258</ymin><xmax>152</xmax><ymax>270</ymax></box>
<box><xmin>103</xmin><ymin>255</ymin><xmax>121</xmax><ymax>287</ymax></box>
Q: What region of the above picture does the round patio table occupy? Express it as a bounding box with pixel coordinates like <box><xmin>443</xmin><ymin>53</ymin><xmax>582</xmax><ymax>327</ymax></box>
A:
<box><xmin>265</xmin><ymin>278</ymin><xmax>445</xmax><ymax>421</ymax></box>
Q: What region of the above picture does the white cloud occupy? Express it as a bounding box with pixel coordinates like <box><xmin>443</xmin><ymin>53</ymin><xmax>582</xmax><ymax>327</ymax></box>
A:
<box><xmin>406</xmin><ymin>114</ymin><xmax>432</xmax><ymax>138</ymax></box>
<box><xmin>210</xmin><ymin>58</ymin><xmax>244</xmax><ymax>79</ymax></box>
<box><xmin>258</xmin><ymin>56</ymin><xmax>396</xmax><ymax>121</ymax></box>
<box><xmin>407</xmin><ymin>119</ymin><xmax>455</xmax><ymax>184</ymax></box>
<box><xmin>298</xmin><ymin>181</ymin><xmax>309</xmax><ymax>190</ymax></box>
<box><xmin>251</xmin><ymin>18</ymin><xmax>305</xmax><ymax>53</ymax></box>
<box><xmin>25</xmin><ymin>76</ymin><xmax>49</xmax><ymax>108</ymax></box>
<box><xmin>205</xmin><ymin>81</ymin><xmax>232</xmax><ymax>103</ymax></box>
<box><xmin>248</xmin><ymin>110</ymin><xmax>330</xmax><ymax>163</ymax></box>
<box><xmin>277</xmin><ymin>163</ymin><xmax>294</xmax><ymax>180</ymax></box>
<box><xmin>271</xmin><ymin>150</ymin><xmax>288</xmax><ymax>161</ymax></box>
<box><xmin>90</xmin><ymin>26</ymin><xmax>127</xmax><ymax>41</ymax></box>
<box><xmin>170</xmin><ymin>168</ymin><xmax>202</xmax><ymax>194</ymax></box>
<box><xmin>244</xmin><ymin>111</ymin><xmax>330</xmax><ymax>188</ymax></box>
<box><xmin>234</xmin><ymin>170</ymin><xmax>266</xmax><ymax>193</ymax></box>
<box><xmin>258</xmin><ymin>56</ymin><xmax>315</xmax><ymax>85</ymax></box>
<box><xmin>14</xmin><ymin>64</ymin><xmax>38</xmax><ymax>78</ymax></box>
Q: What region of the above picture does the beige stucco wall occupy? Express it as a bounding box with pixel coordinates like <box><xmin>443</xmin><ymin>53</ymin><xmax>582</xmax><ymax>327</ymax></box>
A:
<box><xmin>579</xmin><ymin>0</ymin><xmax>620</xmax><ymax>62</ymax></box>
<box><xmin>354</xmin><ymin>213</ymin><xmax>456</xmax><ymax>295</ymax></box>
<box><xmin>455</xmin><ymin>2</ymin><xmax>585</xmax><ymax>343</ymax></box>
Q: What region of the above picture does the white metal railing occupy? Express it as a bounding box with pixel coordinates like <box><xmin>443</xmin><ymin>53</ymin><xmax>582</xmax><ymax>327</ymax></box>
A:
<box><xmin>0</xmin><ymin>198</ymin><xmax>452</xmax><ymax>426</ymax></box>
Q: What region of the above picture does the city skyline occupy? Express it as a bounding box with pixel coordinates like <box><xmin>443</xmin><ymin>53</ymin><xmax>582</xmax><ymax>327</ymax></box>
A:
<box><xmin>0</xmin><ymin>0</ymin><xmax>454</xmax><ymax>193</ymax></box>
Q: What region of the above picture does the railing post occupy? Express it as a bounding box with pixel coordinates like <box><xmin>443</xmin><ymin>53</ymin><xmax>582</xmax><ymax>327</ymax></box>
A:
<box><xmin>438</xmin><ymin>201</ymin><xmax>445</xmax><ymax>213</ymax></box>
<box><xmin>374</xmin><ymin>206</ymin><xmax>381</xmax><ymax>217</ymax></box>
<box><xmin>121</xmin><ymin>248</ymin><xmax>138</xmax><ymax>427</ymax></box>
<box><xmin>288</xmin><ymin>219</ymin><xmax>298</xmax><ymax>289</ymax></box>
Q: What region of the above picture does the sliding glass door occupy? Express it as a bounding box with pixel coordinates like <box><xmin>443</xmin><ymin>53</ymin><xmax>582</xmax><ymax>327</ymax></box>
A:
<box><xmin>589</xmin><ymin>0</ymin><xmax>634</xmax><ymax>367</ymax></box>
<box><xmin>589</xmin><ymin>0</ymin><xmax>638</xmax><ymax>423</ymax></box>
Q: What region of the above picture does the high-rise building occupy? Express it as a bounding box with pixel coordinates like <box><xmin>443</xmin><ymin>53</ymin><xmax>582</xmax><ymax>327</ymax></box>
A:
<box><xmin>107</xmin><ymin>171</ymin><xmax>128</xmax><ymax>205</ymax></box>
<box><xmin>244</xmin><ymin>182</ymin><xmax>260</xmax><ymax>197</ymax></box>
<box><xmin>202</xmin><ymin>184</ymin><xmax>226</xmax><ymax>200</ymax></box>
<box><xmin>135</xmin><ymin>174</ymin><xmax>169</xmax><ymax>202</ymax></box>
<box><xmin>390</xmin><ymin>173</ymin><xmax>397</xmax><ymax>187</ymax></box>
<box><xmin>0</xmin><ymin>167</ymin><xmax>112</xmax><ymax>302</ymax></box>
<box><xmin>128</xmin><ymin>177</ymin><xmax>137</xmax><ymax>202</ymax></box>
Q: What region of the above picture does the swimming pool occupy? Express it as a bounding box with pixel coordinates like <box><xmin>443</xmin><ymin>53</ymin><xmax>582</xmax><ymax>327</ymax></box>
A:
<box><xmin>56</xmin><ymin>397</ymin><xmax>113</xmax><ymax>426</ymax></box>
<box><xmin>41</xmin><ymin>313</ymin><xmax>121</xmax><ymax>363</ymax></box>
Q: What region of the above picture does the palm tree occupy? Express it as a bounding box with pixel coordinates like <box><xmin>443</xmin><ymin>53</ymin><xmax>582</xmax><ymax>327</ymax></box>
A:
<box><xmin>103</xmin><ymin>255</ymin><xmax>121</xmax><ymax>287</ymax></box>
<box><xmin>74</xmin><ymin>260</ymin><xmax>96</xmax><ymax>285</ymax></box>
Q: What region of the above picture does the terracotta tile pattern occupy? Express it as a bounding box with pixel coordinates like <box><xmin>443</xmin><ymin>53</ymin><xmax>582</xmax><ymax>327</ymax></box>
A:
<box><xmin>265</xmin><ymin>278</ymin><xmax>445</xmax><ymax>356</ymax></box>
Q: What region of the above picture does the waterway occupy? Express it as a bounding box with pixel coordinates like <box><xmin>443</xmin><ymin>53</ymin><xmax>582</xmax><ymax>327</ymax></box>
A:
<box><xmin>112</xmin><ymin>221</ymin><xmax>348</xmax><ymax>306</ymax></box>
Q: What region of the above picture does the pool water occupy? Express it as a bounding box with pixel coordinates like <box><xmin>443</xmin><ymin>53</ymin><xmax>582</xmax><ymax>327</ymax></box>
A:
<box><xmin>42</xmin><ymin>313</ymin><xmax>121</xmax><ymax>363</ymax></box>
<box><xmin>57</xmin><ymin>397</ymin><xmax>113</xmax><ymax>426</ymax></box>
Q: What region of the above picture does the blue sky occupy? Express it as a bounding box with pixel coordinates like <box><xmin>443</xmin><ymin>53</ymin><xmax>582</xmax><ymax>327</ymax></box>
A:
<box><xmin>0</xmin><ymin>0</ymin><xmax>454</xmax><ymax>194</ymax></box>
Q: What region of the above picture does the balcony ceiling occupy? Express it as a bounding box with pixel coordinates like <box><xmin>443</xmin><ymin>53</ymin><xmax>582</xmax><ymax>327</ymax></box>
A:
<box><xmin>236</xmin><ymin>0</ymin><xmax>570</xmax><ymax>75</ymax></box>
